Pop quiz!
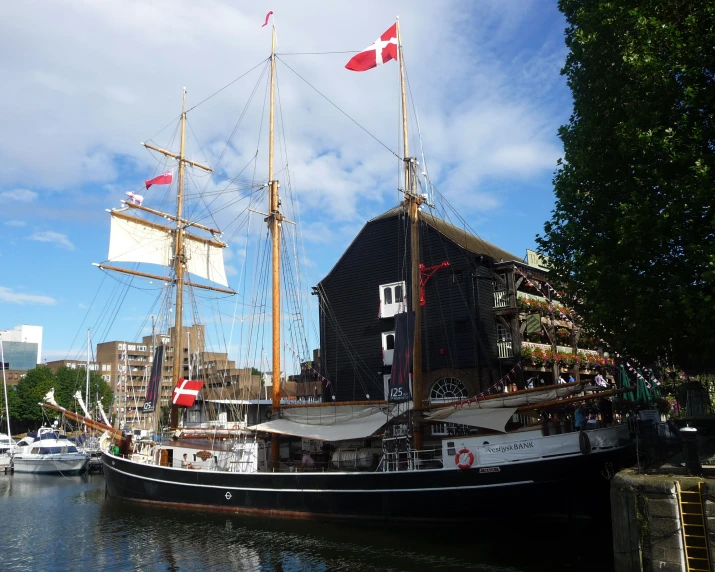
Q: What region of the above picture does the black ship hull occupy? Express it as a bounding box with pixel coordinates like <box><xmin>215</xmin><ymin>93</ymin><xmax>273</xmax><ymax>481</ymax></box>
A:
<box><xmin>102</xmin><ymin>446</ymin><xmax>633</xmax><ymax>522</ymax></box>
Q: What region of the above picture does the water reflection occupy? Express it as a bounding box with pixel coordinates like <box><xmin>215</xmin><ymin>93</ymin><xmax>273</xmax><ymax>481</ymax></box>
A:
<box><xmin>0</xmin><ymin>474</ymin><xmax>613</xmax><ymax>571</ymax></box>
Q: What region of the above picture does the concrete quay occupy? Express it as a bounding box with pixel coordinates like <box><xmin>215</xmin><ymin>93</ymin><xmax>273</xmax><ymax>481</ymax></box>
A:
<box><xmin>612</xmin><ymin>468</ymin><xmax>715</xmax><ymax>572</ymax></box>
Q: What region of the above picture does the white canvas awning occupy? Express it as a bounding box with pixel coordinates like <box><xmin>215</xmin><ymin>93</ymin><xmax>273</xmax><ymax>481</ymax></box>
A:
<box><xmin>250</xmin><ymin>403</ymin><xmax>410</xmax><ymax>441</ymax></box>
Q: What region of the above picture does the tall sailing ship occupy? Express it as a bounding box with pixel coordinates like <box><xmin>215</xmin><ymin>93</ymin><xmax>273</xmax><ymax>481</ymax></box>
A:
<box><xmin>48</xmin><ymin>20</ymin><xmax>635</xmax><ymax>521</ymax></box>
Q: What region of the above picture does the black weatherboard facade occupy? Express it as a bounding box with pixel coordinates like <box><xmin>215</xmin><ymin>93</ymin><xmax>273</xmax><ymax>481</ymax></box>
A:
<box><xmin>316</xmin><ymin>206</ymin><xmax>522</xmax><ymax>404</ymax></box>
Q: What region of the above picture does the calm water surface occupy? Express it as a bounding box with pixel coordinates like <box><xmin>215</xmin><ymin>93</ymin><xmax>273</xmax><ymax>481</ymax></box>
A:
<box><xmin>0</xmin><ymin>473</ymin><xmax>613</xmax><ymax>571</ymax></box>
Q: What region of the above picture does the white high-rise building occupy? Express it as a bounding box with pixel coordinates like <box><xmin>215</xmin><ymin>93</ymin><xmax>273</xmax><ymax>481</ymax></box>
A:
<box><xmin>0</xmin><ymin>325</ymin><xmax>43</xmax><ymax>364</ymax></box>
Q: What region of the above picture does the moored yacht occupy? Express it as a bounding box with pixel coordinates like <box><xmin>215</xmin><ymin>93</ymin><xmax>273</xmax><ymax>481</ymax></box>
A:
<box><xmin>13</xmin><ymin>427</ymin><xmax>89</xmax><ymax>475</ymax></box>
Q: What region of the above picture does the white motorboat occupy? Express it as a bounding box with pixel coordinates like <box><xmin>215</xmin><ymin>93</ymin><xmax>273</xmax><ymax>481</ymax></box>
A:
<box><xmin>0</xmin><ymin>433</ymin><xmax>15</xmax><ymax>470</ymax></box>
<box><xmin>13</xmin><ymin>427</ymin><xmax>88</xmax><ymax>475</ymax></box>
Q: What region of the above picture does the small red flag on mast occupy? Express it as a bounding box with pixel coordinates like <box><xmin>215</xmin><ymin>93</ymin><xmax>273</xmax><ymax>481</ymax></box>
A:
<box><xmin>144</xmin><ymin>170</ymin><xmax>173</xmax><ymax>189</ymax></box>
<box><xmin>262</xmin><ymin>11</ymin><xmax>273</xmax><ymax>27</ymax></box>
<box><xmin>346</xmin><ymin>23</ymin><xmax>398</xmax><ymax>72</ymax></box>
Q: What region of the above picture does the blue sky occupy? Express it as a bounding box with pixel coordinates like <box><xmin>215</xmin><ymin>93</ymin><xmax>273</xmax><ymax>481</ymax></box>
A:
<box><xmin>0</xmin><ymin>0</ymin><xmax>571</xmax><ymax>368</ymax></box>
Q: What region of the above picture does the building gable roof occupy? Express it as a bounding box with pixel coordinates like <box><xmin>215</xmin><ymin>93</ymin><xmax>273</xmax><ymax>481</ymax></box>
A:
<box><xmin>319</xmin><ymin>205</ymin><xmax>521</xmax><ymax>285</ymax></box>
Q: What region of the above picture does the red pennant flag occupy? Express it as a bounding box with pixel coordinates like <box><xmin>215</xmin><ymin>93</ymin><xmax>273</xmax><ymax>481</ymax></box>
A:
<box><xmin>262</xmin><ymin>10</ymin><xmax>273</xmax><ymax>27</ymax></box>
<box><xmin>145</xmin><ymin>170</ymin><xmax>173</xmax><ymax>189</ymax></box>
<box><xmin>346</xmin><ymin>24</ymin><xmax>398</xmax><ymax>72</ymax></box>
<box><xmin>172</xmin><ymin>378</ymin><xmax>204</xmax><ymax>407</ymax></box>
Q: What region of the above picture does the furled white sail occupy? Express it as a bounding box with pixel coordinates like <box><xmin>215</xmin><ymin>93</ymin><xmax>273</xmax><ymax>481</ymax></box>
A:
<box><xmin>426</xmin><ymin>406</ymin><xmax>517</xmax><ymax>432</ymax></box>
<box><xmin>250</xmin><ymin>403</ymin><xmax>410</xmax><ymax>441</ymax></box>
<box><xmin>426</xmin><ymin>383</ymin><xmax>584</xmax><ymax>417</ymax></box>
<box><xmin>108</xmin><ymin>213</ymin><xmax>173</xmax><ymax>267</ymax></box>
<box><xmin>107</xmin><ymin>212</ymin><xmax>229</xmax><ymax>287</ymax></box>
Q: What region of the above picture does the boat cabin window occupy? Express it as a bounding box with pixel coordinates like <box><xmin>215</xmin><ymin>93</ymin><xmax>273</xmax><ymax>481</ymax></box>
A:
<box><xmin>383</xmin><ymin>287</ymin><xmax>392</xmax><ymax>305</ymax></box>
<box><xmin>385</xmin><ymin>334</ymin><xmax>395</xmax><ymax>350</ymax></box>
<box><xmin>394</xmin><ymin>284</ymin><xmax>402</xmax><ymax>301</ymax></box>
<box><xmin>31</xmin><ymin>448</ymin><xmax>40</xmax><ymax>454</ymax></box>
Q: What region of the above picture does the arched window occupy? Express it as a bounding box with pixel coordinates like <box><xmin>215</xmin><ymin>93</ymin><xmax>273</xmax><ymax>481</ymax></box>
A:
<box><xmin>383</xmin><ymin>287</ymin><xmax>392</xmax><ymax>305</ymax></box>
<box><xmin>386</xmin><ymin>334</ymin><xmax>395</xmax><ymax>350</ymax></box>
<box><xmin>394</xmin><ymin>284</ymin><xmax>403</xmax><ymax>302</ymax></box>
<box><xmin>429</xmin><ymin>377</ymin><xmax>468</xmax><ymax>404</ymax></box>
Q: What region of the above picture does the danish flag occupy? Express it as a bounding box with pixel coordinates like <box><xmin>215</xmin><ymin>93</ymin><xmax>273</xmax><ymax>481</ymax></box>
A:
<box><xmin>172</xmin><ymin>378</ymin><xmax>204</xmax><ymax>407</ymax></box>
<box><xmin>345</xmin><ymin>24</ymin><xmax>398</xmax><ymax>72</ymax></box>
<box><xmin>145</xmin><ymin>170</ymin><xmax>173</xmax><ymax>189</ymax></box>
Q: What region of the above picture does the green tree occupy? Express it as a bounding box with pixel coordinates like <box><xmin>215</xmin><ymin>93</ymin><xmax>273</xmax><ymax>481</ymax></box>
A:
<box><xmin>14</xmin><ymin>367</ymin><xmax>57</xmax><ymax>429</ymax></box>
<box><xmin>53</xmin><ymin>366</ymin><xmax>113</xmax><ymax>415</ymax></box>
<box><xmin>0</xmin><ymin>383</ymin><xmax>21</xmax><ymax>433</ymax></box>
<box><xmin>538</xmin><ymin>0</ymin><xmax>715</xmax><ymax>369</ymax></box>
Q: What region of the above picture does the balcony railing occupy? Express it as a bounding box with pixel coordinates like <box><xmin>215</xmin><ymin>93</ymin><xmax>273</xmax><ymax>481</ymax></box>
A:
<box><xmin>497</xmin><ymin>340</ymin><xmax>513</xmax><ymax>359</ymax></box>
<box><xmin>493</xmin><ymin>290</ymin><xmax>510</xmax><ymax>308</ymax></box>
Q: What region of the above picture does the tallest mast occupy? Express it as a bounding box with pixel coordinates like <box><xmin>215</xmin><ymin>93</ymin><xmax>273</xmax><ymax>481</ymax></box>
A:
<box><xmin>170</xmin><ymin>89</ymin><xmax>188</xmax><ymax>430</ymax></box>
<box><xmin>397</xmin><ymin>19</ymin><xmax>424</xmax><ymax>451</ymax></box>
<box><xmin>268</xmin><ymin>23</ymin><xmax>283</xmax><ymax>469</ymax></box>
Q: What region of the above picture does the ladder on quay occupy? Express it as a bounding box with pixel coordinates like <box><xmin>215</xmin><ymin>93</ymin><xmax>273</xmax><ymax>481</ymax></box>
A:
<box><xmin>677</xmin><ymin>481</ymin><xmax>712</xmax><ymax>572</ymax></box>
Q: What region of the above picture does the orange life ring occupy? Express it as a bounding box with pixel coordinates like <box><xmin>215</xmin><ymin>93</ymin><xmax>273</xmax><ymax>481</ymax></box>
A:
<box><xmin>455</xmin><ymin>448</ymin><xmax>474</xmax><ymax>470</ymax></box>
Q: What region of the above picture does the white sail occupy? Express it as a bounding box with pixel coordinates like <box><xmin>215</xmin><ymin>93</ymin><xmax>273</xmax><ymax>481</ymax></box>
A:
<box><xmin>108</xmin><ymin>213</ymin><xmax>173</xmax><ymax>267</ymax></box>
<box><xmin>107</xmin><ymin>212</ymin><xmax>229</xmax><ymax>287</ymax></box>
<box><xmin>184</xmin><ymin>233</ymin><xmax>229</xmax><ymax>287</ymax></box>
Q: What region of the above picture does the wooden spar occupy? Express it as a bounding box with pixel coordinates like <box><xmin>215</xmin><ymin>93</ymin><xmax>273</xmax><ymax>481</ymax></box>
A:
<box><xmin>41</xmin><ymin>402</ymin><xmax>125</xmax><ymax>441</ymax></box>
<box><xmin>110</xmin><ymin>210</ymin><xmax>226</xmax><ymax>249</ymax></box>
<box><xmin>142</xmin><ymin>142</ymin><xmax>213</xmax><ymax>172</ymax></box>
<box><xmin>95</xmin><ymin>265</ymin><xmax>235</xmax><ymax>295</ymax></box>
<box><xmin>281</xmin><ymin>400</ymin><xmax>388</xmax><ymax>409</ymax></box>
<box><xmin>397</xmin><ymin>19</ymin><xmax>425</xmax><ymax>451</ymax></box>
<box><xmin>121</xmin><ymin>202</ymin><xmax>223</xmax><ymax>236</ymax></box>
<box><xmin>182</xmin><ymin>280</ymin><xmax>235</xmax><ymax>295</ymax></box>
<box><xmin>419</xmin><ymin>381</ymin><xmax>588</xmax><ymax>411</ymax></box>
<box><xmin>515</xmin><ymin>387</ymin><xmax>631</xmax><ymax>414</ymax></box>
<box><xmin>268</xmin><ymin>24</ymin><xmax>282</xmax><ymax>470</ymax></box>
<box><xmin>170</xmin><ymin>89</ymin><xmax>188</xmax><ymax>431</ymax></box>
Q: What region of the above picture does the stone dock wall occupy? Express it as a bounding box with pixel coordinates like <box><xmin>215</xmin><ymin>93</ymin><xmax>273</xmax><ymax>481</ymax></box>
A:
<box><xmin>612</xmin><ymin>469</ymin><xmax>715</xmax><ymax>572</ymax></box>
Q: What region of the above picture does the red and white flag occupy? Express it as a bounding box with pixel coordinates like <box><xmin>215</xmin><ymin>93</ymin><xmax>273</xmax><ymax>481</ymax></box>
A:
<box><xmin>172</xmin><ymin>378</ymin><xmax>204</xmax><ymax>407</ymax></box>
<box><xmin>145</xmin><ymin>170</ymin><xmax>173</xmax><ymax>189</ymax></box>
<box><xmin>345</xmin><ymin>24</ymin><xmax>398</xmax><ymax>72</ymax></box>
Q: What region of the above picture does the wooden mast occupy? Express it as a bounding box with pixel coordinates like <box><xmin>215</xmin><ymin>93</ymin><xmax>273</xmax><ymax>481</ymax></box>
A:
<box><xmin>169</xmin><ymin>88</ymin><xmax>188</xmax><ymax>431</ymax></box>
<box><xmin>397</xmin><ymin>19</ymin><xmax>425</xmax><ymax>451</ymax></box>
<box><xmin>268</xmin><ymin>24</ymin><xmax>283</xmax><ymax>469</ymax></box>
<box><xmin>137</xmin><ymin>90</ymin><xmax>214</xmax><ymax>431</ymax></box>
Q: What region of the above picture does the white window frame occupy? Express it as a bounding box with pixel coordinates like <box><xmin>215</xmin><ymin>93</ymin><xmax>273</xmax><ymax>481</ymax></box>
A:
<box><xmin>379</xmin><ymin>281</ymin><xmax>407</xmax><ymax>318</ymax></box>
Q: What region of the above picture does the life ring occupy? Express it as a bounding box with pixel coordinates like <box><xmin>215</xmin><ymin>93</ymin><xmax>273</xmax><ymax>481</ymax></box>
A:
<box><xmin>455</xmin><ymin>448</ymin><xmax>474</xmax><ymax>470</ymax></box>
<box><xmin>579</xmin><ymin>431</ymin><xmax>592</xmax><ymax>455</ymax></box>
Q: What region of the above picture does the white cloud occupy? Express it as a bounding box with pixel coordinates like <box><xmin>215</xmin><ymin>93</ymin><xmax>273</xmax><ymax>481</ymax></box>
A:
<box><xmin>29</xmin><ymin>230</ymin><xmax>75</xmax><ymax>250</ymax></box>
<box><xmin>0</xmin><ymin>189</ymin><xmax>37</xmax><ymax>202</ymax></box>
<box><xmin>4</xmin><ymin>220</ymin><xmax>26</xmax><ymax>227</ymax></box>
<box><xmin>0</xmin><ymin>1</ymin><xmax>568</xmax><ymax>219</ymax></box>
<box><xmin>0</xmin><ymin>286</ymin><xmax>55</xmax><ymax>305</ymax></box>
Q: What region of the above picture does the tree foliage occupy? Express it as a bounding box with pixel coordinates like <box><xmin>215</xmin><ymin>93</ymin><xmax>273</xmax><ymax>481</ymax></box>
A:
<box><xmin>2</xmin><ymin>366</ymin><xmax>113</xmax><ymax>433</ymax></box>
<box><xmin>537</xmin><ymin>0</ymin><xmax>715</xmax><ymax>369</ymax></box>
